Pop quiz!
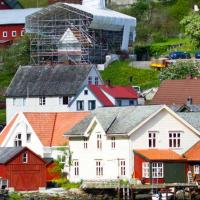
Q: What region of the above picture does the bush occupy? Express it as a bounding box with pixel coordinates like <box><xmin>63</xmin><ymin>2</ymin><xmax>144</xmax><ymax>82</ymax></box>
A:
<box><xmin>53</xmin><ymin>178</ymin><xmax>82</xmax><ymax>189</ymax></box>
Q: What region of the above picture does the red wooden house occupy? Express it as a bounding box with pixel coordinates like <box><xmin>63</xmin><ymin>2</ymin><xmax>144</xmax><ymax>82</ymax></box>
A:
<box><xmin>0</xmin><ymin>147</ymin><xmax>47</xmax><ymax>191</ymax></box>
<box><xmin>133</xmin><ymin>149</ymin><xmax>187</xmax><ymax>184</ymax></box>
<box><xmin>0</xmin><ymin>8</ymin><xmax>40</xmax><ymax>47</ymax></box>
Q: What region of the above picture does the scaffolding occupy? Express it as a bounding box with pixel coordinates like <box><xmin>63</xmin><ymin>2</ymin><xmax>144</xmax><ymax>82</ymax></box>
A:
<box><xmin>26</xmin><ymin>3</ymin><xmax>124</xmax><ymax>65</ymax></box>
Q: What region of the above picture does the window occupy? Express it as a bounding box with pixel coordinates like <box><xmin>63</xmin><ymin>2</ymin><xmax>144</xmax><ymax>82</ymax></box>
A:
<box><xmin>14</xmin><ymin>134</ymin><xmax>22</xmax><ymax>147</ymax></box>
<box><xmin>84</xmin><ymin>90</ymin><xmax>88</xmax><ymax>95</ymax></box>
<box><xmin>111</xmin><ymin>137</ymin><xmax>115</xmax><ymax>149</ymax></box>
<box><xmin>142</xmin><ymin>162</ymin><xmax>150</xmax><ymax>178</ymax></box>
<box><xmin>57</xmin><ymin>155</ymin><xmax>66</xmax><ymax>163</ymax></box>
<box><xmin>26</xmin><ymin>133</ymin><xmax>31</xmax><ymax>142</ymax></box>
<box><xmin>96</xmin><ymin>160</ymin><xmax>103</xmax><ymax>176</ymax></box>
<box><xmin>88</xmin><ymin>76</ymin><xmax>92</xmax><ymax>84</ymax></box>
<box><xmin>95</xmin><ymin>77</ymin><xmax>99</xmax><ymax>85</ymax></box>
<box><xmin>63</xmin><ymin>96</ymin><xmax>68</xmax><ymax>105</ymax></box>
<box><xmin>21</xmin><ymin>30</ymin><xmax>24</xmax><ymax>36</ymax></box>
<box><xmin>22</xmin><ymin>152</ymin><xmax>28</xmax><ymax>163</ymax></box>
<box><xmin>12</xmin><ymin>31</ymin><xmax>17</xmax><ymax>37</ymax></box>
<box><xmin>83</xmin><ymin>138</ymin><xmax>88</xmax><ymax>149</ymax></box>
<box><xmin>120</xmin><ymin>160</ymin><xmax>126</xmax><ymax>176</ymax></box>
<box><xmin>169</xmin><ymin>132</ymin><xmax>181</xmax><ymax>148</ymax></box>
<box><xmin>88</xmin><ymin>100</ymin><xmax>96</xmax><ymax>110</ymax></box>
<box><xmin>1</xmin><ymin>179</ymin><xmax>8</xmax><ymax>190</ymax></box>
<box><xmin>152</xmin><ymin>162</ymin><xmax>163</xmax><ymax>178</ymax></box>
<box><xmin>116</xmin><ymin>100</ymin><xmax>122</xmax><ymax>106</ymax></box>
<box><xmin>129</xmin><ymin>100</ymin><xmax>134</xmax><ymax>105</ymax></box>
<box><xmin>149</xmin><ymin>131</ymin><xmax>157</xmax><ymax>148</ymax></box>
<box><xmin>74</xmin><ymin>160</ymin><xmax>79</xmax><ymax>176</ymax></box>
<box><xmin>3</xmin><ymin>31</ymin><xmax>7</xmax><ymax>38</ymax></box>
<box><xmin>194</xmin><ymin>165</ymin><xmax>200</xmax><ymax>174</ymax></box>
<box><xmin>39</xmin><ymin>97</ymin><xmax>46</xmax><ymax>105</ymax></box>
<box><xmin>77</xmin><ymin>100</ymin><xmax>84</xmax><ymax>111</ymax></box>
<box><xmin>97</xmin><ymin>134</ymin><xmax>102</xmax><ymax>149</ymax></box>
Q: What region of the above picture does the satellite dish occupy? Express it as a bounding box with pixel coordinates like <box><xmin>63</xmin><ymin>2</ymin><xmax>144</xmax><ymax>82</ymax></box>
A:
<box><xmin>194</xmin><ymin>4</ymin><xmax>199</xmax><ymax>12</ymax></box>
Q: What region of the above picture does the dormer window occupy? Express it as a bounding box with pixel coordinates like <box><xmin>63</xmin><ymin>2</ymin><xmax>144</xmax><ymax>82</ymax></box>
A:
<box><xmin>14</xmin><ymin>134</ymin><xmax>22</xmax><ymax>147</ymax></box>
<box><xmin>22</xmin><ymin>152</ymin><xmax>28</xmax><ymax>163</ymax></box>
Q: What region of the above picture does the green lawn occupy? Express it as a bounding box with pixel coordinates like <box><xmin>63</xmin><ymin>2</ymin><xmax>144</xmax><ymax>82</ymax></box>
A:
<box><xmin>0</xmin><ymin>109</ymin><xmax>6</xmax><ymax>124</ymax></box>
<box><xmin>19</xmin><ymin>0</ymin><xmax>48</xmax><ymax>8</ymax></box>
<box><xmin>101</xmin><ymin>61</ymin><xmax>160</xmax><ymax>90</ymax></box>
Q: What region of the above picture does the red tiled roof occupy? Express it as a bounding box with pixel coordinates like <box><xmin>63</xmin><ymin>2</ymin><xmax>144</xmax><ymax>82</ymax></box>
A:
<box><xmin>184</xmin><ymin>141</ymin><xmax>200</xmax><ymax>161</ymax></box>
<box><xmin>0</xmin><ymin>112</ymin><xmax>90</xmax><ymax>147</ymax></box>
<box><xmin>88</xmin><ymin>85</ymin><xmax>114</xmax><ymax>107</ymax></box>
<box><xmin>99</xmin><ymin>85</ymin><xmax>138</xmax><ymax>99</ymax></box>
<box><xmin>152</xmin><ymin>79</ymin><xmax>200</xmax><ymax>105</ymax></box>
<box><xmin>134</xmin><ymin>149</ymin><xmax>185</xmax><ymax>161</ymax></box>
<box><xmin>24</xmin><ymin>112</ymin><xmax>90</xmax><ymax>146</ymax></box>
<box><xmin>0</xmin><ymin>114</ymin><xmax>18</xmax><ymax>144</ymax></box>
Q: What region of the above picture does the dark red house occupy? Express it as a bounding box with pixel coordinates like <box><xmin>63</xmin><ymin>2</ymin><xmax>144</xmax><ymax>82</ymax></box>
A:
<box><xmin>133</xmin><ymin>149</ymin><xmax>187</xmax><ymax>184</ymax></box>
<box><xmin>0</xmin><ymin>147</ymin><xmax>47</xmax><ymax>191</ymax></box>
<box><xmin>0</xmin><ymin>8</ymin><xmax>40</xmax><ymax>47</ymax></box>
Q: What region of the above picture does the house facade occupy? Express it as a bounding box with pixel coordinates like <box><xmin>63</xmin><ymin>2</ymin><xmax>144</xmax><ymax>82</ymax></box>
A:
<box><xmin>0</xmin><ymin>112</ymin><xmax>89</xmax><ymax>160</ymax></box>
<box><xmin>5</xmin><ymin>65</ymin><xmax>102</xmax><ymax>123</ymax></box>
<box><xmin>69</xmin><ymin>84</ymin><xmax>138</xmax><ymax>111</ymax></box>
<box><xmin>0</xmin><ymin>147</ymin><xmax>46</xmax><ymax>191</ymax></box>
<box><xmin>0</xmin><ymin>8</ymin><xmax>40</xmax><ymax>47</ymax></box>
<box><xmin>65</xmin><ymin>105</ymin><xmax>200</xmax><ymax>183</ymax></box>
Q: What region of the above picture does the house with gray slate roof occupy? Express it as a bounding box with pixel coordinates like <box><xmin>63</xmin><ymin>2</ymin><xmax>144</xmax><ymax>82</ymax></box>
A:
<box><xmin>5</xmin><ymin>64</ymin><xmax>103</xmax><ymax>123</ymax></box>
<box><xmin>64</xmin><ymin>105</ymin><xmax>200</xmax><ymax>183</ymax></box>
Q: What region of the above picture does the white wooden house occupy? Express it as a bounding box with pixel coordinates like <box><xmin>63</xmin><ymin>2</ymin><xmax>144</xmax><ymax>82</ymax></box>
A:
<box><xmin>65</xmin><ymin>105</ymin><xmax>200</xmax><ymax>183</ymax></box>
<box><xmin>5</xmin><ymin>64</ymin><xmax>102</xmax><ymax>123</ymax></box>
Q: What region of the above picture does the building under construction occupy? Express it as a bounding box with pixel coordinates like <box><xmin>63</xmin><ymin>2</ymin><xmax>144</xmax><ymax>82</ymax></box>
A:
<box><xmin>25</xmin><ymin>0</ymin><xmax>136</xmax><ymax>65</ymax></box>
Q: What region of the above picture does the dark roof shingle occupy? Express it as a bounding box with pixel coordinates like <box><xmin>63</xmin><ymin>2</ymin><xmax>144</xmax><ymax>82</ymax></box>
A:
<box><xmin>5</xmin><ymin>65</ymin><xmax>94</xmax><ymax>97</ymax></box>
<box><xmin>0</xmin><ymin>147</ymin><xmax>23</xmax><ymax>163</ymax></box>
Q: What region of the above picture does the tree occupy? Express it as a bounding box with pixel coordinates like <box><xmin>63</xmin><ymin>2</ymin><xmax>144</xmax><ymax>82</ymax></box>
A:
<box><xmin>180</xmin><ymin>12</ymin><xmax>200</xmax><ymax>47</ymax></box>
<box><xmin>160</xmin><ymin>61</ymin><xmax>200</xmax><ymax>80</ymax></box>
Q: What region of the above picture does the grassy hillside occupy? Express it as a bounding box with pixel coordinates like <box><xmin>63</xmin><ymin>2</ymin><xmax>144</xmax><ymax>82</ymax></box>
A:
<box><xmin>101</xmin><ymin>61</ymin><xmax>160</xmax><ymax>90</ymax></box>
<box><xmin>19</xmin><ymin>0</ymin><xmax>48</xmax><ymax>8</ymax></box>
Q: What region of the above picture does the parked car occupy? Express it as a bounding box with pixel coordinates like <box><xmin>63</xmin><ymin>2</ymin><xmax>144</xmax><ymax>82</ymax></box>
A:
<box><xmin>195</xmin><ymin>51</ymin><xmax>200</xmax><ymax>59</ymax></box>
<box><xmin>169</xmin><ymin>51</ymin><xmax>191</xmax><ymax>59</ymax></box>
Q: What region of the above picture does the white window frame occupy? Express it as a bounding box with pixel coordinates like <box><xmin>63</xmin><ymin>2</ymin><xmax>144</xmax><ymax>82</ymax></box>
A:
<box><xmin>39</xmin><ymin>97</ymin><xmax>46</xmax><ymax>105</ymax></box>
<box><xmin>152</xmin><ymin>162</ymin><xmax>163</xmax><ymax>178</ymax></box>
<box><xmin>194</xmin><ymin>165</ymin><xmax>200</xmax><ymax>174</ymax></box>
<box><xmin>88</xmin><ymin>76</ymin><xmax>92</xmax><ymax>84</ymax></box>
<box><xmin>57</xmin><ymin>154</ymin><xmax>66</xmax><ymax>164</ymax></box>
<box><xmin>111</xmin><ymin>136</ymin><xmax>116</xmax><ymax>149</ymax></box>
<box><xmin>74</xmin><ymin>160</ymin><xmax>79</xmax><ymax>176</ymax></box>
<box><xmin>12</xmin><ymin>31</ymin><xmax>17</xmax><ymax>37</ymax></box>
<box><xmin>96</xmin><ymin>160</ymin><xmax>103</xmax><ymax>176</ymax></box>
<box><xmin>3</xmin><ymin>31</ymin><xmax>7</xmax><ymax>38</ymax></box>
<box><xmin>169</xmin><ymin>131</ymin><xmax>181</xmax><ymax>148</ymax></box>
<box><xmin>22</xmin><ymin>152</ymin><xmax>28</xmax><ymax>163</ymax></box>
<box><xmin>97</xmin><ymin>134</ymin><xmax>102</xmax><ymax>150</ymax></box>
<box><xmin>142</xmin><ymin>162</ymin><xmax>150</xmax><ymax>178</ymax></box>
<box><xmin>77</xmin><ymin>100</ymin><xmax>84</xmax><ymax>111</ymax></box>
<box><xmin>148</xmin><ymin>131</ymin><xmax>157</xmax><ymax>148</ymax></box>
<box><xmin>88</xmin><ymin>100</ymin><xmax>96</xmax><ymax>110</ymax></box>
<box><xmin>120</xmin><ymin>159</ymin><xmax>126</xmax><ymax>176</ymax></box>
<box><xmin>83</xmin><ymin>138</ymin><xmax>88</xmax><ymax>149</ymax></box>
<box><xmin>14</xmin><ymin>133</ymin><xmax>22</xmax><ymax>147</ymax></box>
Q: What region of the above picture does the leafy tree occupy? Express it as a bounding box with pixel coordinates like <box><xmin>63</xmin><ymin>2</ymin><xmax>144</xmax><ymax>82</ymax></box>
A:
<box><xmin>160</xmin><ymin>61</ymin><xmax>200</xmax><ymax>80</ymax></box>
<box><xmin>180</xmin><ymin>12</ymin><xmax>200</xmax><ymax>47</ymax></box>
<box><xmin>0</xmin><ymin>34</ymin><xmax>30</xmax><ymax>73</ymax></box>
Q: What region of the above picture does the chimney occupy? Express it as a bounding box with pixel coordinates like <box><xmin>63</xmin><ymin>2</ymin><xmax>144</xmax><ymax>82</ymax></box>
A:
<box><xmin>187</xmin><ymin>97</ymin><xmax>193</xmax><ymax>105</ymax></box>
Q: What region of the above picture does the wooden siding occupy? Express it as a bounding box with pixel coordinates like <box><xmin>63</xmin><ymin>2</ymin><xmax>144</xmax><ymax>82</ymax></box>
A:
<box><xmin>0</xmin><ymin>148</ymin><xmax>46</xmax><ymax>191</ymax></box>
